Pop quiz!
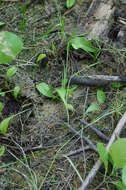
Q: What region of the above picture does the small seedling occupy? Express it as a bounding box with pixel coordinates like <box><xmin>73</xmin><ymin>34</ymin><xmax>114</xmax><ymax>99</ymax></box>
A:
<box><xmin>36</xmin><ymin>81</ymin><xmax>74</xmax><ymax>112</ymax></box>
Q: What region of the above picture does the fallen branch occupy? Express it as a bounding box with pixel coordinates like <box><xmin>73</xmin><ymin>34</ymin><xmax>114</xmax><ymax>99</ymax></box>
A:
<box><xmin>81</xmin><ymin>120</ymin><xmax>109</xmax><ymax>142</ymax></box>
<box><xmin>66</xmin><ymin>123</ymin><xmax>97</xmax><ymax>153</ymax></box>
<box><xmin>63</xmin><ymin>146</ymin><xmax>90</xmax><ymax>157</ymax></box>
<box><xmin>69</xmin><ymin>75</ymin><xmax>126</xmax><ymax>87</ymax></box>
<box><xmin>78</xmin><ymin>112</ymin><xmax>126</xmax><ymax>190</ymax></box>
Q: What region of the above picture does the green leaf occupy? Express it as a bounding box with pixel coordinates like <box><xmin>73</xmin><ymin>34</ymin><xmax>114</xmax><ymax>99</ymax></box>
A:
<box><xmin>97</xmin><ymin>143</ymin><xmax>108</xmax><ymax>173</ymax></box>
<box><xmin>112</xmin><ymin>82</ymin><xmax>123</xmax><ymax>89</ymax></box>
<box><xmin>21</xmin><ymin>4</ymin><xmax>27</xmax><ymax>15</ymax></box>
<box><xmin>0</xmin><ymin>92</ymin><xmax>5</xmax><ymax>97</ymax></box>
<box><xmin>13</xmin><ymin>86</ymin><xmax>20</xmax><ymax>99</ymax></box>
<box><xmin>0</xmin><ymin>21</ymin><xmax>5</xmax><ymax>27</ymax></box>
<box><xmin>0</xmin><ymin>116</ymin><xmax>13</xmax><ymax>135</ymax></box>
<box><xmin>66</xmin><ymin>103</ymin><xmax>74</xmax><ymax>111</ymax></box>
<box><xmin>0</xmin><ymin>102</ymin><xmax>4</xmax><ymax>113</ymax></box>
<box><xmin>70</xmin><ymin>36</ymin><xmax>98</xmax><ymax>57</ymax></box>
<box><xmin>0</xmin><ymin>146</ymin><xmax>5</xmax><ymax>157</ymax></box>
<box><xmin>37</xmin><ymin>53</ymin><xmax>46</xmax><ymax>62</ymax></box>
<box><xmin>56</xmin><ymin>87</ymin><xmax>66</xmax><ymax>105</ymax></box>
<box><xmin>109</xmin><ymin>138</ymin><xmax>126</xmax><ymax>168</ymax></box>
<box><xmin>97</xmin><ymin>89</ymin><xmax>106</xmax><ymax>104</ymax></box>
<box><xmin>86</xmin><ymin>102</ymin><xmax>100</xmax><ymax>114</ymax></box>
<box><xmin>66</xmin><ymin>0</ymin><xmax>76</xmax><ymax>8</ymax></box>
<box><xmin>122</xmin><ymin>164</ymin><xmax>126</xmax><ymax>186</ymax></box>
<box><xmin>6</xmin><ymin>66</ymin><xmax>17</xmax><ymax>79</ymax></box>
<box><xmin>115</xmin><ymin>181</ymin><xmax>126</xmax><ymax>190</ymax></box>
<box><xmin>0</xmin><ymin>31</ymin><xmax>23</xmax><ymax>64</ymax></box>
<box><xmin>56</xmin><ymin>87</ymin><xmax>73</xmax><ymax>111</ymax></box>
<box><xmin>36</xmin><ymin>82</ymin><xmax>54</xmax><ymax>98</ymax></box>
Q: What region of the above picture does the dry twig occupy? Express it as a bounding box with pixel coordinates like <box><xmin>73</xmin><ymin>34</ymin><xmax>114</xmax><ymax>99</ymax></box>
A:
<box><xmin>78</xmin><ymin>112</ymin><xmax>126</xmax><ymax>190</ymax></box>
<box><xmin>69</xmin><ymin>75</ymin><xmax>126</xmax><ymax>87</ymax></box>
<box><xmin>81</xmin><ymin>120</ymin><xmax>109</xmax><ymax>142</ymax></box>
<box><xmin>63</xmin><ymin>146</ymin><xmax>90</xmax><ymax>157</ymax></box>
<box><xmin>66</xmin><ymin>123</ymin><xmax>97</xmax><ymax>152</ymax></box>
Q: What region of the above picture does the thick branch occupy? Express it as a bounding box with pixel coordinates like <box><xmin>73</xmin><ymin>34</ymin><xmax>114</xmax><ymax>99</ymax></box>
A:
<box><xmin>69</xmin><ymin>75</ymin><xmax>126</xmax><ymax>87</ymax></box>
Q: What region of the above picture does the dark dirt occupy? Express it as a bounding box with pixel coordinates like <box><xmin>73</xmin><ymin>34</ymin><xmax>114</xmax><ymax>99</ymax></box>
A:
<box><xmin>0</xmin><ymin>0</ymin><xmax>126</xmax><ymax>190</ymax></box>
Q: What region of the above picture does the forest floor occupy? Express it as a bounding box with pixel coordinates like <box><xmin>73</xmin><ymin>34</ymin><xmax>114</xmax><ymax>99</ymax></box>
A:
<box><xmin>0</xmin><ymin>1</ymin><xmax>126</xmax><ymax>190</ymax></box>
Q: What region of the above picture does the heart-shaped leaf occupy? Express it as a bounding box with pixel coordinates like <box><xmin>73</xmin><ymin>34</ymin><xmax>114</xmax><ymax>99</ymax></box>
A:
<box><xmin>36</xmin><ymin>82</ymin><xmax>54</xmax><ymax>98</ymax></box>
<box><xmin>70</xmin><ymin>36</ymin><xmax>98</xmax><ymax>57</ymax></box>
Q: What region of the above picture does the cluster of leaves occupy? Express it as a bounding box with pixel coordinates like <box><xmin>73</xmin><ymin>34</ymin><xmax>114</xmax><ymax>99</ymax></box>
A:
<box><xmin>0</xmin><ymin>28</ymin><xmax>124</xmax><ymax>190</ymax></box>
<box><xmin>69</xmin><ymin>35</ymin><xmax>126</xmax><ymax>188</ymax></box>
<box><xmin>0</xmin><ymin>31</ymin><xmax>23</xmax><ymax>156</ymax></box>
<box><xmin>36</xmin><ymin>81</ymin><xmax>75</xmax><ymax>112</ymax></box>
<box><xmin>36</xmin><ymin>36</ymin><xmax>98</xmax><ymax>113</ymax></box>
<box><xmin>98</xmin><ymin>139</ymin><xmax>126</xmax><ymax>189</ymax></box>
<box><xmin>0</xmin><ymin>28</ymin><xmax>99</xmax><ymax>156</ymax></box>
